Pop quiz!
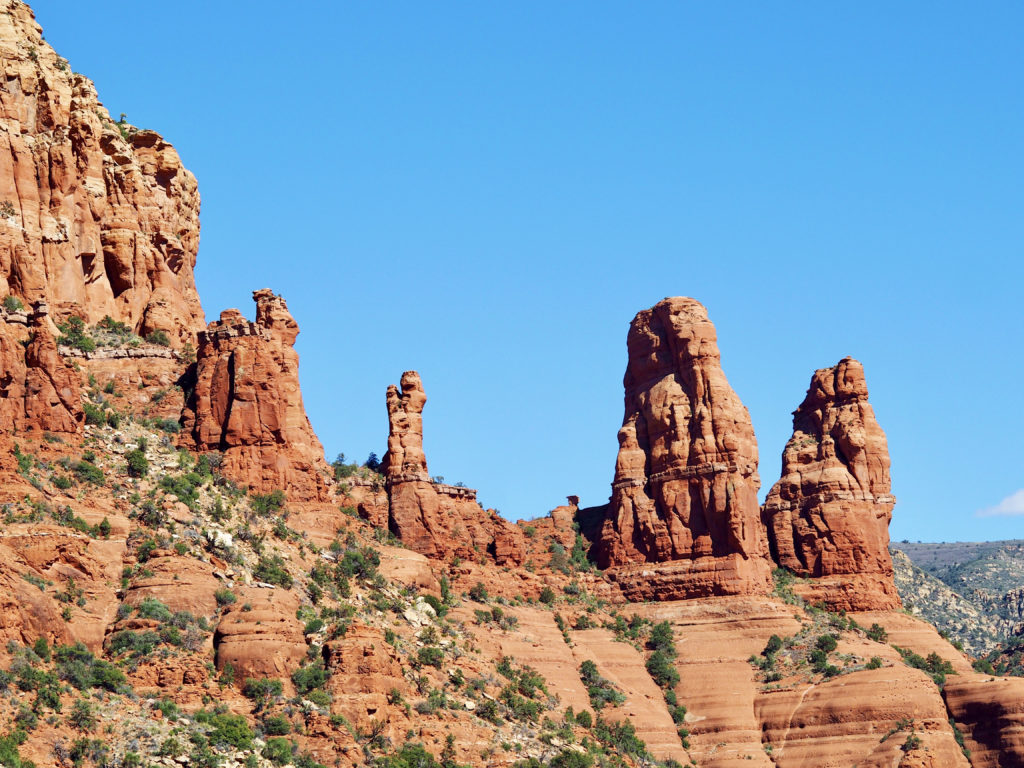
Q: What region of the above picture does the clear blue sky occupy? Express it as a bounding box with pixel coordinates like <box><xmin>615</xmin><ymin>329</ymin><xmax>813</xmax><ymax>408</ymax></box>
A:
<box><xmin>35</xmin><ymin>2</ymin><xmax>1023</xmax><ymax>543</ymax></box>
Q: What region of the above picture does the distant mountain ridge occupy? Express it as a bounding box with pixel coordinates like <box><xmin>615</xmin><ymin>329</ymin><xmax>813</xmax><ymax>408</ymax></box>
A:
<box><xmin>892</xmin><ymin>539</ymin><xmax>1024</xmax><ymax>654</ymax></box>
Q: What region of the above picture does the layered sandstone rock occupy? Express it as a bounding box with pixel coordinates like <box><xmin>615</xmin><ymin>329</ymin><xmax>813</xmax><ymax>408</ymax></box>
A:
<box><xmin>0</xmin><ymin>3</ymin><xmax>203</xmax><ymax>345</ymax></box>
<box><xmin>0</xmin><ymin>302</ymin><xmax>83</xmax><ymax>434</ymax></box>
<box><xmin>214</xmin><ymin>587</ymin><xmax>307</xmax><ymax>683</ymax></box>
<box><xmin>182</xmin><ymin>289</ymin><xmax>330</xmax><ymax>501</ymax></box>
<box><xmin>595</xmin><ymin>298</ymin><xmax>771</xmax><ymax>599</ymax></box>
<box><xmin>381</xmin><ymin>371</ymin><xmax>524</xmax><ymax>564</ymax></box>
<box><xmin>944</xmin><ymin>675</ymin><xmax>1024</xmax><ymax>766</ymax></box>
<box><xmin>763</xmin><ymin>357</ymin><xmax>900</xmax><ymax>611</ymax></box>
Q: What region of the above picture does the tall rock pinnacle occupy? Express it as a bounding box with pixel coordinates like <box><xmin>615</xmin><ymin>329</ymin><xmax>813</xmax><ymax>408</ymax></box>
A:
<box><xmin>596</xmin><ymin>297</ymin><xmax>772</xmax><ymax>600</ymax></box>
<box><xmin>182</xmin><ymin>289</ymin><xmax>330</xmax><ymax>501</ymax></box>
<box><xmin>762</xmin><ymin>357</ymin><xmax>900</xmax><ymax>611</ymax></box>
<box><xmin>382</xmin><ymin>371</ymin><xmax>524</xmax><ymax>564</ymax></box>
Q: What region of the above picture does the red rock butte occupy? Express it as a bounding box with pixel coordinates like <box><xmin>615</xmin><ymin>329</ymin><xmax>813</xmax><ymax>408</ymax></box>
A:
<box><xmin>762</xmin><ymin>356</ymin><xmax>901</xmax><ymax>611</ymax></box>
<box><xmin>595</xmin><ymin>297</ymin><xmax>773</xmax><ymax>600</ymax></box>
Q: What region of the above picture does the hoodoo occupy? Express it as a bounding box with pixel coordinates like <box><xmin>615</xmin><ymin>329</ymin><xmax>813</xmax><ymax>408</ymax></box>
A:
<box><xmin>595</xmin><ymin>297</ymin><xmax>773</xmax><ymax>600</ymax></box>
<box><xmin>762</xmin><ymin>356</ymin><xmax>901</xmax><ymax>610</ymax></box>
<box><xmin>182</xmin><ymin>289</ymin><xmax>331</xmax><ymax>501</ymax></box>
<box><xmin>382</xmin><ymin>371</ymin><xmax>524</xmax><ymax>563</ymax></box>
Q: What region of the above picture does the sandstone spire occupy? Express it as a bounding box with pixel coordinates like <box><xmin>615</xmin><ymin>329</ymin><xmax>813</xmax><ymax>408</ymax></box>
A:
<box><xmin>762</xmin><ymin>357</ymin><xmax>900</xmax><ymax>610</ymax></box>
<box><xmin>182</xmin><ymin>289</ymin><xmax>329</xmax><ymax>501</ymax></box>
<box><xmin>382</xmin><ymin>371</ymin><xmax>524</xmax><ymax>564</ymax></box>
<box><xmin>596</xmin><ymin>297</ymin><xmax>772</xmax><ymax>600</ymax></box>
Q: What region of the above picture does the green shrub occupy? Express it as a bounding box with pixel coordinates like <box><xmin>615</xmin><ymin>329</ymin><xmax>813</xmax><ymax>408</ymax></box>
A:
<box><xmin>145</xmin><ymin>330</ymin><xmax>171</xmax><ymax>347</ymax></box>
<box><xmin>866</xmin><ymin>657</ymin><xmax>883</xmax><ymax>670</ymax></box>
<box><xmin>156</xmin><ymin>417</ymin><xmax>181</xmax><ymax>434</ymax></box>
<box><xmin>73</xmin><ymin>459</ymin><xmax>104</xmax><ymax>486</ymax></box>
<box><xmin>263</xmin><ymin>737</ymin><xmax>293</xmax><ymax>766</ymax></box>
<box><xmin>58</xmin><ymin>316</ymin><xmax>96</xmax><ymax>352</ymax></box>
<box><xmin>243</xmin><ymin>678</ymin><xmax>283</xmax><ymax>711</ymax></box>
<box><xmin>417</xmin><ymin>647</ymin><xmax>444</xmax><ymax>668</ymax></box>
<box><xmin>68</xmin><ymin>699</ymin><xmax>97</xmax><ymax>731</ymax></box>
<box><xmin>207</xmin><ymin>712</ymin><xmax>254</xmax><ymax>750</ymax></box>
<box><xmin>3</xmin><ymin>295</ymin><xmax>23</xmax><ymax>313</ymax></box>
<box><xmin>83</xmin><ymin>402</ymin><xmax>106</xmax><ymax>426</ymax></box>
<box><xmin>254</xmin><ymin>555</ymin><xmax>293</xmax><ymax>589</ymax></box>
<box><xmin>646</xmin><ymin>650</ymin><xmax>680</xmax><ymax>689</ymax></box>
<box><xmin>108</xmin><ymin>630</ymin><xmax>161</xmax><ymax>658</ymax></box>
<box><xmin>468</xmin><ymin>582</ymin><xmax>488</xmax><ymax>602</ymax></box>
<box><xmin>580</xmin><ymin>660</ymin><xmax>625</xmax><ymax>710</ymax></box>
<box><xmin>135</xmin><ymin>597</ymin><xmax>173</xmax><ymax>622</ymax></box>
<box><xmin>421</xmin><ymin>594</ymin><xmax>446</xmax><ymax>617</ymax></box>
<box><xmin>539</xmin><ymin>586</ymin><xmax>556</xmax><ymax>605</ymax></box>
<box><xmin>338</xmin><ymin>546</ymin><xmax>380</xmax><ymax>580</ymax></box>
<box><xmin>251</xmin><ymin>490</ymin><xmax>286</xmax><ymax>515</ymax></box>
<box><xmin>125</xmin><ymin>449</ymin><xmax>148</xmax><ymax>478</ymax></box>
<box><xmin>214</xmin><ymin>589</ymin><xmax>237</xmax><ymax>607</ymax></box>
<box><xmin>816</xmin><ymin>634</ymin><xmax>839</xmax><ymax>654</ymax></box>
<box><xmin>550</xmin><ymin>749</ymin><xmax>593</xmax><ymax>768</ymax></box>
<box><xmin>291</xmin><ymin>661</ymin><xmax>328</xmax><ymax>695</ymax></box>
<box><xmin>866</xmin><ymin>623</ymin><xmax>888</xmax><ymax>642</ymax></box>
<box><xmin>262</xmin><ymin>715</ymin><xmax>291</xmax><ymax>736</ymax></box>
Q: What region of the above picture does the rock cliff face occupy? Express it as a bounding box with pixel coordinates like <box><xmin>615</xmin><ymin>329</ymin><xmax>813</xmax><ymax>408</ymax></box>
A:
<box><xmin>762</xmin><ymin>357</ymin><xmax>900</xmax><ymax>611</ymax></box>
<box><xmin>0</xmin><ymin>2</ymin><xmax>204</xmax><ymax>345</ymax></box>
<box><xmin>182</xmin><ymin>289</ymin><xmax>330</xmax><ymax>501</ymax></box>
<box><xmin>595</xmin><ymin>297</ymin><xmax>772</xmax><ymax>600</ymax></box>
<box><xmin>382</xmin><ymin>371</ymin><xmax>524</xmax><ymax>564</ymax></box>
<box><xmin>0</xmin><ymin>301</ymin><xmax>83</xmax><ymax>434</ymax></box>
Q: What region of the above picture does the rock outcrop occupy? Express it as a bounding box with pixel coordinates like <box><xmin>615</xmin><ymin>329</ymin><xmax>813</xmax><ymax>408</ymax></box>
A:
<box><xmin>0</xmin><ymin>3</ymin><xmax>204</xmax><ymax>345</ymax></box>
<box><xmin>763</xmin><ymin>357</ymin><xmax>900</xmax><ymax>611</ymax></box>
<box><xmin>214</xmin><ymin>587</ymin><xmax>307</xmax><ymax>684</ymax></box>
<box><xmin>944</xmin><ymin>675</ymin><xmax>1024</xmax><ymax>766</ymax></box>
<box><xmin>381</xmin><ymin>371</ymin><xmax>524</xmax><ymax>564</ymax></box>
<box><xmin>595</xmin><ymin>297</ymin><xmax>772</xmax><ymax>600</ymax></box>
<box><xmin>0</xmin><ymin>302</ymin><xmax>83</xmax><ymax>434</ymax></box>
<box><xmin>182</xmin><ymin>289</ymin><xmax>330</xmax><ymax>501</ymax></box>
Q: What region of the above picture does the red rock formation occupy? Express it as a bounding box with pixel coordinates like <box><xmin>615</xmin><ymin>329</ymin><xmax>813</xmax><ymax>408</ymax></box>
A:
<box><xmin>381</xmin><ymin>371</ymin><xmax>524</xmax><ymax>564</ymax></box>
<box><xmin>182</xmin><ymin>289</ymin><xmax>330</xmax><ymax>501</ymax></box>
<box><xmin>945</xmin><ymin>675</ymin><xmax>1024</xmax><ymax>766</ymax></box>
<box><xmin>214</xmin><ymin>587</ymin><xmax>307</xmax><ymax>683</ymax></box>
<box><xmin>0</xmin><ymin>302</ymin><xmax>83</xmax><ymax>434</ymax></box>
<box><xmin>763</xmin><ymin>357</ymin><xmax>900</xmax><ymax>611</ymax></box>
<box><xmin>0</xmin><ymin>4</ymin><xmax>204</xmax><ymax>345</ymax></box>
<box><xmin>595</xmin><ymin>297</ymin><xmax>772</xmax><ymax>600</ymax></box>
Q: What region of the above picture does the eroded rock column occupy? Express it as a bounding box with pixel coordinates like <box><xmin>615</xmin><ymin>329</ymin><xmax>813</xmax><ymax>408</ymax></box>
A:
<box><xmin>595</xmin><ymin>297</ymin><xmax>772</xmax><ymax>600</ymax></box>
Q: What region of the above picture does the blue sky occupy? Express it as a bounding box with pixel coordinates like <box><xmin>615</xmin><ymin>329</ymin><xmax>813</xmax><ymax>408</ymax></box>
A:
<box><xmin>35</xmin><ymin>2</ymin><xmax>1023</xmax><ymax>543</ymax></box>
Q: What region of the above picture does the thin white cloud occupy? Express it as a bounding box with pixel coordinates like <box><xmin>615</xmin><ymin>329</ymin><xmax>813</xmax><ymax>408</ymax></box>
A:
<box><xmin>977</xmin><ymin>489</ymin><xmax>1024</xmax><ymax>517</ymax></box>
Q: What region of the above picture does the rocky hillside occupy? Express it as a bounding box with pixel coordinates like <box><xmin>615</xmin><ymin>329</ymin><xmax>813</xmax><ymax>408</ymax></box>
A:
<box><xmin>892</xmin><ymin>539</ymin><xmax>1024</xmax><ymax>660</ymax></box>
<box><xmin>1</xmin><ymin>3</ymin><xmax>1024</xmax><ymax>768</ymax></box>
